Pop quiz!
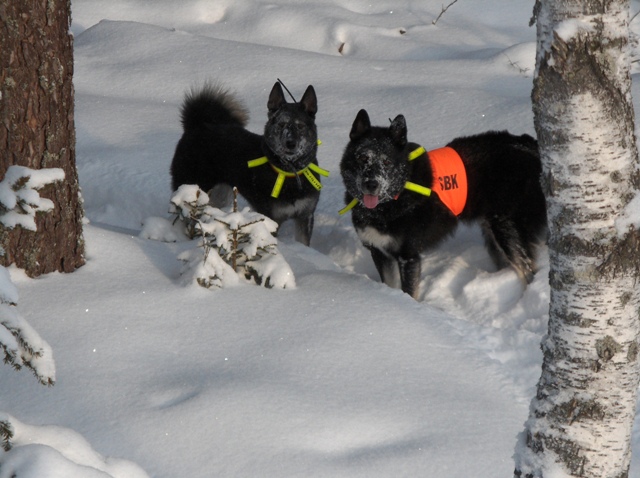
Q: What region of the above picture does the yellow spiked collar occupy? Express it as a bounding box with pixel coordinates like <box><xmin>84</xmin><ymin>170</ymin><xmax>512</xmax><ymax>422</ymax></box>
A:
<box><xmin>247</xmin><ymin>140</ymin><xmax>329</xmax><ymax>198</ymax></box>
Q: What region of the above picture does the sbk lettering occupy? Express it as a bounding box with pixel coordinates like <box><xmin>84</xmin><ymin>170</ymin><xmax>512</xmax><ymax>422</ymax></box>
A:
<box><xmin>438</xmin><ymin>174</ymin><xmax>458</xmax><ymax>191</ymax></box>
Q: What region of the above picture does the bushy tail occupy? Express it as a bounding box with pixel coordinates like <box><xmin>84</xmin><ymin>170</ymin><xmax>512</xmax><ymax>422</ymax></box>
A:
<box><xmin>180</xmin><ymin>83</ymin><xmax>250</xmax><ymax>131</ymax></box>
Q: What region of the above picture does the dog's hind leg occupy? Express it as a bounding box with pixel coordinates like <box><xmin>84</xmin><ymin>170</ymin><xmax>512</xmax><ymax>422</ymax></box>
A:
<box><xmin>208</xmin><ymin>184</ymin><xmax>234</xmax><ymax>209</ymax></box>
<box><xmin>481</xmin><ymin>218</ymin><xmax>536</xmax><ymax>284</ymax></box>
<box><xmin>480</xmin><ymin>222</ymin><xmax>510</xmax><ymax>270</ymax></box>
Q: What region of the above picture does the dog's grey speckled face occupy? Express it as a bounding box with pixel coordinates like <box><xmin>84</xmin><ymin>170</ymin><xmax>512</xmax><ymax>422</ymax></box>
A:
<box><xmin>264</xmin><ymin>83</ymin><xmax>318</xmax><ymax>172</ymax></box>
<box><xmin>264</xmin><ymin>107</ymin><xmax>317</xmax><ymax>168</ymax></box>
<box><xmin>351</xmin><ymin>139</ymin><xmax>407</xmax><ymax>208</ymax></box>
<box><xmin>340</xmin><ymin>110</ymin><xmax>410</xmax><ymax>209</ymax></box>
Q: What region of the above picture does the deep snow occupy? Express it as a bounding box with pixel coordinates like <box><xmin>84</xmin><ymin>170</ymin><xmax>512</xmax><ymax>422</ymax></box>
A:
<box><xmin>2</xmin><ymin>0</ymin><xmax>640</xmax><ymax>477</ymax></box>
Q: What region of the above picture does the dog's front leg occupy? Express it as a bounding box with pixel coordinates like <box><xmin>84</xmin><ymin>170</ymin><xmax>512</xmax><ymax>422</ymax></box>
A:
<box><xmin>398</xmin><ymin>255</ymin><xmax>421</xmax><ymax>299</ymax></box>
<box><xmin>368</xmin><ymin>246</ymin><xmax>399</xmax><ymax>289</ymax></box>
<box><xmin>294</xmin><ymin>214</ymin><xmax>313</xmax><ymax>246</ymax></box>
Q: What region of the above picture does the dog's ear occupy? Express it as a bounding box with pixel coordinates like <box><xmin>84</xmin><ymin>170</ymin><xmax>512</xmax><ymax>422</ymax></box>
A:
<box><xmin>389</xmin><ymin>114</ymin><xmax>407</xmax><ymax>147</ymax></box>
<box><xmin>300</xmin><ymin>85</ymin><xmax>317</xmax><ymax>118</ymax></box>
<box><xmin>267</xmin><ymin>82</ymin><xmax>286</xmax><ymax>113</ymax></box>
<box><xmin>350</xmin><ymin>109</ymin><xmax>371</xmax><ymax>141</ymax></box>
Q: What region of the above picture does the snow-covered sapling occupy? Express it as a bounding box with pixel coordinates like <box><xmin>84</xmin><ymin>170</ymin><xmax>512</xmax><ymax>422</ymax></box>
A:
<box><xmin>171</xmin><ymin>185</ymin><xmax>295</xmax><ymax>289</ymax></box>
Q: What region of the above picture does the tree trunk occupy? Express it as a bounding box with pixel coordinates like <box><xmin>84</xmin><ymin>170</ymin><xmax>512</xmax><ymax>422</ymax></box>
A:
<box><xmin>514</xmin><ymin>1</ymin><xmax>640</xmax><ymax>477</ymax></box>
<box><xmin>0</xmin><ymin>0</ymin><xmax>84</xmax><ymax>276</ymax></box>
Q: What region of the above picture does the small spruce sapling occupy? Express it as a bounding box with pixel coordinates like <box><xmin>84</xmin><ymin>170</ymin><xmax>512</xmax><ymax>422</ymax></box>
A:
<box><xmin>0</xmin><ymin>166</ymin><xmax>61</xmax><ymax>385</ymax></box>
<box><xmin>171</xmin><ymin>185</ymin><xmax>295</xmax><ymax>289</ymax></box>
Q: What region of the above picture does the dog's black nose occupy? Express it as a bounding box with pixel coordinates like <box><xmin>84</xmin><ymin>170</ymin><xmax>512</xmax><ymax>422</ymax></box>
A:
<box><xmin>363</xmin><ymin>179</ymin><xmax>379</xmax><ymax>193</ymax></box>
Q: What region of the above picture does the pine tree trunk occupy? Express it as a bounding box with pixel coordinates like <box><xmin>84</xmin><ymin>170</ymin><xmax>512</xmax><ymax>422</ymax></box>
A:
<box><xmin>0</xmin><ymin>0</ymin><xmax>85</xmax><ymax>276</ymax></box>
<box><xmin>515</xmin><ymin>1</ymin><xmax>640</xmax><ymax>477</ymax></box>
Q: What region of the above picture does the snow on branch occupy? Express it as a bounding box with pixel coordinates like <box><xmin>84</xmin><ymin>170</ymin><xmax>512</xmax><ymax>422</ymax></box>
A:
<box><xmin>170</xmin><ymin>185</ymin><xmax>296</xmax><ymax>290</ymax></box>
<box><xmin>0</xmin><ymin>165</ymin><xmax>65</xmax><ymax>231</ymax></box>
<box><xmin>0</xmin><ymin>165</ymin><xmax>62</xmax><ymax>386</ymax></box>
<box><xmin>0</xmin><ymin>301</ymin><xmax>56</xmax><ymax>386</ymax></box>
<box><xmin>1</xmin><ymin>264</ymin><xmax>56</xmax><ymax>385</ymax></box>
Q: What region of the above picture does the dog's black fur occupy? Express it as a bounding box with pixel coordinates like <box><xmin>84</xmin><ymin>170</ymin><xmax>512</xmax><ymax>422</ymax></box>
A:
<box><xmin>171</xmin><ymin>82</ymin><xmax>321</xmax><ymax>245</ymax></box>
<box><xmin>340</xmin><ymin>109</ymin><xmax>547</xmax><ymax>299</ymax></box>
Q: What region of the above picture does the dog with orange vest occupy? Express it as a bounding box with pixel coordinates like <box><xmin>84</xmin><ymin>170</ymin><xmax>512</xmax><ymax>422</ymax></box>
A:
<box><xmin>339</xmin><ymin>109</ymin><xmax>547</xmax><ymax>299</ymax></box>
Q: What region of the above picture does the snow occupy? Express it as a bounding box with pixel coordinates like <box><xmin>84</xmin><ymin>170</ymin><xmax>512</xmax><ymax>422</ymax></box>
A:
<box><xmin>0</xmin><ymin>413</ymin><xmax>148</xmax><ymax>478</ymax></box>
<box><xmin>2</xmin><ymin>0</ymin><xmax>640</xmax><ymax>477</ymax></box>
<box><xmin>554</xmin><ymin>17</ymin><xmax>596</xmax><ymax>42</ymax></box>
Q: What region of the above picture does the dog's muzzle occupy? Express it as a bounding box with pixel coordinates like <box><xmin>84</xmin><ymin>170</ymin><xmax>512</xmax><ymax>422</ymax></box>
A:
<box><xmin>361</xmin><ymin>178</ymin><xmax>381</xmax><ymax>196</ymax></box>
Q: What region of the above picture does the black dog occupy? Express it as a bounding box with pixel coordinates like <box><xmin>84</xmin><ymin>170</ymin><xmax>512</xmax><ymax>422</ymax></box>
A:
<box><xmin>340</xmin><ymin>109</ymin><xmax>547</xmax><ymax>299</ymax></box>
<box><xmin>171</xmin><ymin>82</ymin><xmax>327</xmax><ymax>246</ymax></box>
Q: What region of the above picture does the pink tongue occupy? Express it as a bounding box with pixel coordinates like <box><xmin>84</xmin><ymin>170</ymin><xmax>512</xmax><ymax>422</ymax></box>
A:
<box><xmin>363</xmin><ymin>194</ymin><xmax>379</xmax><ymax>209</ymax></box>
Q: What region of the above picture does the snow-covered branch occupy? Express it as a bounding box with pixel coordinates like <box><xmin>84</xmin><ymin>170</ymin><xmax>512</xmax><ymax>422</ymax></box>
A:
<box><xmin>0</xmin><ymin>165</ymin><xmax>62</xmax><ymax>385</ymax></box>
<box><xmin>0</xmin><ymin>299</ymin><xmax>56</xmax><ymax>386</ymax></box>
<box><xmin>0</xmin><ymin>165</ymin><xmax>65</xmax><ymax>231</ymax></box>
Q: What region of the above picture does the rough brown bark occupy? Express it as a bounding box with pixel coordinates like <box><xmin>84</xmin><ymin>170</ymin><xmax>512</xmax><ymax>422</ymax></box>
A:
<box><xmin>0</xmin><ymin>0</ymin><xmax>85</xmax><ymax>276</ymax></box>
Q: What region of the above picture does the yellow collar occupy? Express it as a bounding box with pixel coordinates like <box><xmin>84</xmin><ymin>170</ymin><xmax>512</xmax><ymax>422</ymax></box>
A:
<box><xmin>247</xmin><ymin>141</ymin><xmax>329</xmax><ymax>198</ymax></box>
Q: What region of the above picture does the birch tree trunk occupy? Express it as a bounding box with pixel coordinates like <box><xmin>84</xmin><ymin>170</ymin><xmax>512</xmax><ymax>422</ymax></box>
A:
<box><xmin>0</xmin><ymin>0</ymin><xmax>85</xmax><ymax>276</ymax></box>
<box><xmin>514</xmin><ymin>1</ymin><xmax>640</xmax><ymax>477</ymax></box>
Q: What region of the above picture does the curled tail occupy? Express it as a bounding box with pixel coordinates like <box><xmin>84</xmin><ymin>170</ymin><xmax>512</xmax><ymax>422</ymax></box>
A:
<box><xmin>180</xmin><ymin>83</ymin><xmax>250</xmax><ymax>131</ymax></box>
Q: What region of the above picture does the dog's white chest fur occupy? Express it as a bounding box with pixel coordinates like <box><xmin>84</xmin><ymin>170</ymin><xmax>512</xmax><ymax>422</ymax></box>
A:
<box><xmin>356</xmin><ymin>226</ymin><xmax>400</xmax><ymax>253</ymax></box>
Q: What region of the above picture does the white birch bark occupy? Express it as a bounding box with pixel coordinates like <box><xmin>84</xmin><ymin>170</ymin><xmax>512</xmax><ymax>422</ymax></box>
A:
<box><xmin>514</xmin><ymin>1</ymin><xmax>640</xmax><ymax>477</ymax></box>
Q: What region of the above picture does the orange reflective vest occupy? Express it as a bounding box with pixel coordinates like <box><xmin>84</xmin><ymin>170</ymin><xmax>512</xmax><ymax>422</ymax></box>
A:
<box><xmin>425</xmin><ymin>147</ymin><xmax>467</xmax><ymax>216</ymax></box>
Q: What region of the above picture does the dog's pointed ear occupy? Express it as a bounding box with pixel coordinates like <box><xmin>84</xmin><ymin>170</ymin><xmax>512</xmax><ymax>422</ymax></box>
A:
<box><xmin>267</xmin><ymin>82</ymin><xmax>286</xmax><ymax>113</ymax></box>
<box><xmin>300</xmin><ymin>85</ymin><xmax>317</xmax><ymax>118</ymax></box>
<box><xmin>389</xmin><ymin>114</ymin><xmax>407</xmax><ymax>147</ymax></box>
<box><xmin>350</xmin><ymin>109</ymin><xmax>371</xmax><ymax>141</ymax></box>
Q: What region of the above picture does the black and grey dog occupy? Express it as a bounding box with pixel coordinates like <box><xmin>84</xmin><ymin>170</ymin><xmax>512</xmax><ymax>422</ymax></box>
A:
<box><xmin>171</xmin><ymin>82</ymin><xmax>327</xmax><ymax>246</ymax></box>
<box><xmin>340</xmin><ymin>109</ymin><xmax>547</xmax><ymax>299</ymax></box>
